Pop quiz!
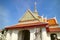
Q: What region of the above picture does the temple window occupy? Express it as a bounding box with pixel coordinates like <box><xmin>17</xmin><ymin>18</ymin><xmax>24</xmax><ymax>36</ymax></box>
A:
<box><xmin>50</xmin><ymin>33</ymin><xmax>58</xmax><ymax>40</ymax></box>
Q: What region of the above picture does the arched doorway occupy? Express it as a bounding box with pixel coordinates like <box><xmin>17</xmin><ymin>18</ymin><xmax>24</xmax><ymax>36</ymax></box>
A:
<box><xmin>22</xmin><ymin>30</ymin><xmax>30</xmax><ymax>40</ymax></box>
<box><xmin>18</xmin><ymin>30</ymin><xmax>30</xmax><ymax>40</ymax></box>
<box><xmin>50</xmin><ymin>33</ymin><xmax>57</xmax><ymax>40</ymax></box>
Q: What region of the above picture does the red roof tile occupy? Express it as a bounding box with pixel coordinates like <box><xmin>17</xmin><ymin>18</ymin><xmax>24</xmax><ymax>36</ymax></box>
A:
<box><xmin>5</xmin><ymin>22</ymin><xmax>48</xmax><ymax>29</ymax></box>
<box><xmin>46</xmin><ymin>27</ymin><xmax>60</xmax><ymax>32</ymax></box>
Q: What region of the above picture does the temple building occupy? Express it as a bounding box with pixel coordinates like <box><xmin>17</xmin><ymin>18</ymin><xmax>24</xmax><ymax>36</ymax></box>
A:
<box><xmin>4</xmin><ymin>2</ymin><xmax>60</xmax><ymax>40</ymax></box>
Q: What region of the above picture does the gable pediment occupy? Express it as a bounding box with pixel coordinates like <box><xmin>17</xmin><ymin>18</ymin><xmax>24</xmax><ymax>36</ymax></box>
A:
<box><xmin>19</xmin><ymin>9</ymin><xmax>37</xmax><ymax>22</ymax></box>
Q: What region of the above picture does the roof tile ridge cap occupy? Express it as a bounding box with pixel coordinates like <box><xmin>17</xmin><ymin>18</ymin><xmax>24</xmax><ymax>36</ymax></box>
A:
<box><xmin>47</xmin><ymin>18</ymin><xmax>55</xmax><ymax>20</ymax></box>
<box><xmin>28</xmin><ymin>9</ymin><xmax>33</xmax><ymax>14</ymax></box>
<box><xmin>28</xmin><ymin>9</ymin><xmax>38</xmax><ymax>19</ymax></box>
<box><xmin>53</xmin><ymin>17</ymin><xmax>58</xmax><ymax>24</ymax></box>
<box><xmin>18</xmin><ymin>9</ymin><xmax>29</xmax><ymax>22</ymax></box>
<box><xmin>28</xmin><ymin>9</ymin><xmax>40</xmax><ymax>20</ymax></box>
<box><xmin>18</xmin><ymin>9</ymin><xmax>34</xmax><ymax>22</ymax></box>
<box><xmin>53</xmin><ymin>17</ymin><xmax>58</xmax><ymax>25</ymax></box>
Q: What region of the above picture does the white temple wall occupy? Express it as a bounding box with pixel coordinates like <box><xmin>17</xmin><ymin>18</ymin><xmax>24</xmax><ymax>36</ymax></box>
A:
<box><xmin>57</xmin><ymin>33</ymin><xmax>60</xmax><ymax>39</ymax></box>
<box><xmin>6</xmin><ymin>29</ymin><xmax>19</xmax><ymax>40</ymax></box>
<box><xmin>41</xmin><ymin>27</ymin><xmax>48</xmax><ymax>40</ymax></box>
<box><xmin>49</xmin><ymin>32</ymin><xmax>60</xmax><ymax>40</ymax></box>
<box><xmin>11</xmin><ymin>29</ymin><xmax>19</xmax><ymax>40</ymax></box>
<box><xmin>6</xmin><ymin>27</ymin><xmax>60</xmax><ymax>40</ymax></box>
<box><xmin>30</xmin><ymin>28</ymin><xmax>37</xmax><ymax>40</ymax></box>
<box><xmin>29</xmin><ymin>28</ymin><xmax>41</xmax><ymax>40</ymax></box>
<box><xmin>47</xmin><ymin>33</ymin><xmax>51</xmax><ymax>40</ymax></box>
<box><xmin>6</xmin><ymin>30</ymin><xmax>11</xmax><ymax>40</ymax></box>
<box><xmin>18</xmin><ymin>31</ymin><xmax>23</xmax><ymax>40</ymax></box>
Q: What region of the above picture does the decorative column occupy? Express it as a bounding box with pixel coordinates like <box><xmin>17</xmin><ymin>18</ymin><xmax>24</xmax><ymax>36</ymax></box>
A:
<box><xmin>30</xmin><ymin>29</ymin><xmax>36</xmax><ymax>40</ymax></box>
<box><xmin>18</xmin><ymin>31</ymin><xmax>23</xmax><ymax>40</ymax></box>
<box><xmin>6</xmin><ymin>30</ymin><xmax>11</xmax><ymax>40</ymax></box>
<box><xmin>30</xmin><ymin>28</ymin><xmax>41</xmax><ymax>40</ymax></box>
<box><xmin>11</xmin><ymin>30</ymin><xmax>19</xmax><ymax>40</ymax></box>
<box><xmin>41</xmin><ymin>28</ymin><xmax>47</xmax><ymax>40</ymax></box>
<box><xmin>35</xmin><ymin>28</ymin><xmax>41</xmax><ymax>40</ymax></box>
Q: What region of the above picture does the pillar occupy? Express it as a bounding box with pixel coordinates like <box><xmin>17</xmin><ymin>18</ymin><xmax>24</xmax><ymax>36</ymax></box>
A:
<box><xmin>11</xmin><ymin>30</ymin><xmax>19</xmax><ymax>40</ymax></box>
<box><xmin>41</xmin><ymin>28</ymin><xmax>47</xmax><ymax>40</ymax></box>
<box><xmin>18</xmin><ymin>31</ymin><xmax>23</xmax><ymax>40</ymax></box>
<box><xmin>30</xmin><ymin>29</ymin><xmax>35</xmax><ymax>40</ymax></box>
<box><xmin>6</xmin><ymin>30</ymin><xmax>11</xmax><ymax>40</ymax></box>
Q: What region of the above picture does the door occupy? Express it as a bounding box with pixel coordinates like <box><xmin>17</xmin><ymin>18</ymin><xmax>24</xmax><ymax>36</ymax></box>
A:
<box><xmin>22</xmin><ymin>30</ymin><xmax>30</xmax><ymax>40</ymax></box>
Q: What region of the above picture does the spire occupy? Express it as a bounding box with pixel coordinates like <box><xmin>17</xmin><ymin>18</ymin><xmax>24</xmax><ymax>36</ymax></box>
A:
<box><xmin>34</xmin><ymin>2</ymin><xmax>37</xmax><ymax>12</ymax></box>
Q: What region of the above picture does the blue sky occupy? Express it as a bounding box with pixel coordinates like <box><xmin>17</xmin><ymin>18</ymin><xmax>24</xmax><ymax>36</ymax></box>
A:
<box><xmin>0</xmin><ymin>0</ymin><xmax>60</xmax><ymax>29</ymax></box>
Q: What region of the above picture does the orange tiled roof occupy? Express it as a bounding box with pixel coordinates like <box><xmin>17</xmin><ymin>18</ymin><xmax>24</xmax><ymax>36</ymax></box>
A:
<box><xmin>5</xmin><ymin>22</ymin><xmax>48</xmax><ymax>29</ymax></box>
<box><xmin>47</xmin><ymin>19</ymin><xmax>58</xmax><ymax>26</ymax></box>
<box><xmin>46</xmin><ymin>27</ymin><xmax>60</xmax><ymax>32</ymax></box>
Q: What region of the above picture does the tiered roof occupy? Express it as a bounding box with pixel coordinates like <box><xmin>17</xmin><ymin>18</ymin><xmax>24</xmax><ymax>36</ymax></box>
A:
<box><xmin>5</xmin><ymin>3</ymin><xmax>60</xmax><ymax>32</ymax></box>
<box><xmin>5</xmin><ymin>21</ymin><xmax>48</xmax><ymax>29</ymax></box>
<box><xmin>47</xmin><ymin>18</ymin><xmax>58</xmax><ymax>26</ymax></box>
